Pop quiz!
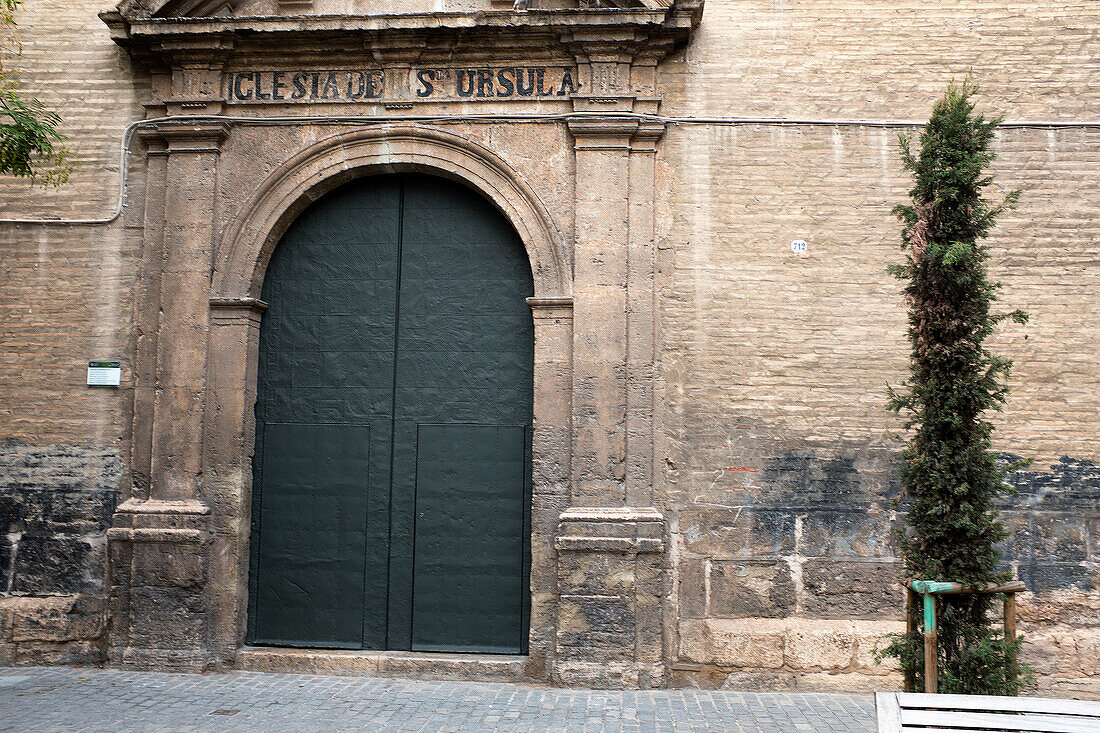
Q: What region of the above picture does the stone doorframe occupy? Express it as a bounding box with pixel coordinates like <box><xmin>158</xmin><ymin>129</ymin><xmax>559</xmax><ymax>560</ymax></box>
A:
<box><xmin>211</xmin><ymin>125</ymin><xmax>575</xmax><ymax>678</ymax></box>
<box><xmin>108</xmin><ymin>122</ymin><xmax>576</xmax><ymax>677</ymax></box>
<box><xmin>103</xmin><ymin>1</ymin><xmax>703</xmax><ymax>687</ymax></box>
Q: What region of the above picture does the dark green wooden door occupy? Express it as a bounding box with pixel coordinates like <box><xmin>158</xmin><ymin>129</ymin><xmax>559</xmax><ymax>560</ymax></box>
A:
<box><xmin>248</xmin><ymin>174</ymin><xmax>533</xmax><ymax>653</ymax></box>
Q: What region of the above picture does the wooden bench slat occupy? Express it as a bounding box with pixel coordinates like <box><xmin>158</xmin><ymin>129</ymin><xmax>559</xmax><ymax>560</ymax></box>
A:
<box><xmin>877</xmin><ymin>693</ymin><xmax>904</xmax><ymax>733</ymax></box>
<box><xmin>903</xmin><ymin>728</ymin><xmax>1024</xmax><ymax>733</ymax></box>
<box><xmin>895</xmin><ymin>692</ymin><xmax>1100</xmax><ymax>718</ymax></box>
<box><xmin>899</xmin><ymin>708</ymin><xmax>1100</xmax><ymax>733</ymax></box>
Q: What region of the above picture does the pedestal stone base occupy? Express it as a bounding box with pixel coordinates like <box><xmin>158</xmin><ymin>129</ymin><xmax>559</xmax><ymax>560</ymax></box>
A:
<box><xmin>106</xmin><ymin>499</ymin><xmax>212</xmax><ymax>673</ymax></box>
<box><xmin>552</xmin><ymin>507</ymin><xmax>667</xmax><ymax>689</ymax></box>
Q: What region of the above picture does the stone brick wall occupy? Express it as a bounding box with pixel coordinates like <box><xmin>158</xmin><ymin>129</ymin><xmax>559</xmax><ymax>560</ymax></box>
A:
<box><xmin>0</xmin><ymin>0</ymin><xmax>148</xmax><ymax>217</ymax></box>
<box><xmin>657</xmin><ymin>1</ymin><xmax>1100</xmax><ymax>694</ymax></box>
<box><xmin>0</xmin><ymin>0</ymin><xmax>1096</xmax><ymax>694</ymax></box>
<box><xmin>0</xmin><ymin>443</ymin><xmax>122</xmax><ymax>663</ymax></box>
<box><xmin>0</xmin><ymin>0</ymin><xmax>143</xmax><ymax>664</ymax></box>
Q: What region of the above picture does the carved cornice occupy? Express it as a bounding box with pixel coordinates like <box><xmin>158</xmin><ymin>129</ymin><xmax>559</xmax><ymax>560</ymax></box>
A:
<box><xmin>140</xmin><ymin>119</ymin><xmax>232</xmax><ymax>152</ymax></box>
<box><xmin>102</xmin><ymin>4</ymin><xmax>702</xmax><ymax>68</ymax></box>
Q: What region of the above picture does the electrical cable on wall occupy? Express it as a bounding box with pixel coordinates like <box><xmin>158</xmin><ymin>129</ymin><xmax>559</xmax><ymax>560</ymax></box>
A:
<box><xmin>1</xmin><ymin>111</ymin><xmax>1097</xmax><ymax>226</ymax></box>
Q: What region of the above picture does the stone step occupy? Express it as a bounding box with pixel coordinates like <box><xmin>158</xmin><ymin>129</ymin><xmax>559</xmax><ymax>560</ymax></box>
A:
<box><xmin>236</xmin><ymin>647</ymin><xmax>536</xmax><ymax>682</ymax></box>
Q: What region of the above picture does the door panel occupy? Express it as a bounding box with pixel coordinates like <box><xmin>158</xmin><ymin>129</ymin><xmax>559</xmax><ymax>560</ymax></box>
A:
<box><xmin>251</xmin><ymin>178</ymin><xmax>400</xmax><ymax>651</ymax></box>
<box><xmin>252</xmin><ymin>423</ymin><xmax>370</xmax><ymax>648</ymax></box>
<box><xmin>250</xmin><ymin>173</ymin><xmax>532</xmax><ymax>653</ymax></box>
<box><xmin>412</xmin><ymin>424</ymin><xmax>527</xmax><ymax>653</ymax></box>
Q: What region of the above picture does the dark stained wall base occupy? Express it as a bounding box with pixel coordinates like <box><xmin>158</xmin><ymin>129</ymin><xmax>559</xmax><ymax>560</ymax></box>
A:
<box><xmin>0</xmin><ymin>442</ymin><xmax>121</xmax><ymax>665</ymax></box>
<box><xmin>673</xmin><ymin>448</ymin><xmax>1100</xmax><ymax>693</ymax></box>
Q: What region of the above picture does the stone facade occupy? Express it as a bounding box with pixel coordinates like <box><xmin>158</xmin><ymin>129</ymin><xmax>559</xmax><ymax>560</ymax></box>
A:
<box><xmin>0</xmin><ymin>0</ymin><xmax>1097</xmax><ymax>695</ymax></box>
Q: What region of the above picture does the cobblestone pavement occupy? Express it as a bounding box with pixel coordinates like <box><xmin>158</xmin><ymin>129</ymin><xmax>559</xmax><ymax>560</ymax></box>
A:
<box><xmin>0</xmin><ymin>667</ymin><xmax>876</xmax><ymax>732</ymax></box>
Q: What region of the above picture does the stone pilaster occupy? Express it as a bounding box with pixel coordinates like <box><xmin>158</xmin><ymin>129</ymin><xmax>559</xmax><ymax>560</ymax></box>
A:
<box><xmin>625</xmin><ymin>119</ymin><xmax>665</xmax><ymax>507</ymax></box>
<box><xmin>108</xmin><ymin>121</ymin><xmax>231</xmax><ymax>672</ymax></box>
<box><xmin>205</xmin><ymin>297</ymin><xmax>267</xmax><ymax>667</ymax></box>
<box><xmin>568</xmin><ymin>115</ymin><xmax>634</xmax><ymax>506</ymax></box>
<box><xmin>556</xmin><ymin>98</ymin><xmax>669</xmax><ymax>687</ymax></box>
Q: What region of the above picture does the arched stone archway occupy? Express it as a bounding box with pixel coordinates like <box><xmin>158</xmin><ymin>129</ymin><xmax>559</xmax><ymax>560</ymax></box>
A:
<box><xmin>212</xmin><ymin>124</ymin><xmax>571</xmax><ymax>302</ymax></box>
<box><xmin>200</xmin><ymin>124</ymin><xmax>574</xmax><ymax>676</ymax></box>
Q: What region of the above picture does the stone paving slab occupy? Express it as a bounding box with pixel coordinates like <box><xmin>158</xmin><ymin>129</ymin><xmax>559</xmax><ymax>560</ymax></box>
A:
<box><xmin>0</xmin><ymin>667</ymin><xmax>876</xmax><ymax>732</ymax></box>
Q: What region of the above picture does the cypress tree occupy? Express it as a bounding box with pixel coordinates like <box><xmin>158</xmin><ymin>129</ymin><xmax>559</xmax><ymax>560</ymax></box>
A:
<box><xmin>881</xmin><ymin>79</ymin><xmax>1030</xmax><ymax>695</ymax></box>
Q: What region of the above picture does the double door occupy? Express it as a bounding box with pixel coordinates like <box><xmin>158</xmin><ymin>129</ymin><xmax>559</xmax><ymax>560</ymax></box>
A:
<box><xmin>248</xmin><ymin>174</ymin><xmax>533</xmax><ymax>653</ymax></box>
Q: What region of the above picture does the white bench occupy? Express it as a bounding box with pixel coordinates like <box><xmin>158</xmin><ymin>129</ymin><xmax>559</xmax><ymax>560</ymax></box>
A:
<box><xmin>875</xmin><ymin>691</ymin><xmax>1100</xmax><ymax>733</ymax></box>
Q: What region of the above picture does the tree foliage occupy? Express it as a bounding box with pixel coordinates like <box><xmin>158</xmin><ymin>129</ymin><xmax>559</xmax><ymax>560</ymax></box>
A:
<box><xmin>0</xmin><ymin>0</ymin><xmax>72</xmax><ymax>186</ymax></box>
<box><xmin>879</xmin><ymin>79</ymin><xmax>1031</xmax><ymax>695</ymax></box>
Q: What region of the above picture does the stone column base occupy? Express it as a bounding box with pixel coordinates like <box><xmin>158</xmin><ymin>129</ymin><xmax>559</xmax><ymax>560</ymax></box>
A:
<box><xmin>106</xmin><ymin>499</ymin><xmax>211</xmax><ymax>673</ymax></box>
<box><xmin>552</xmin><ymin>507</ymin><xmax>666</xmax><ymax>689</ymax></box>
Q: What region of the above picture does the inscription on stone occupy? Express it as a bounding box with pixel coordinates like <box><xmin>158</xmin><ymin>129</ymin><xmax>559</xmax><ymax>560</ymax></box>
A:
<box><xmin>226</xmin><ymin>67</ymin><xmax>579</xmax><ymax>103</ymax></box>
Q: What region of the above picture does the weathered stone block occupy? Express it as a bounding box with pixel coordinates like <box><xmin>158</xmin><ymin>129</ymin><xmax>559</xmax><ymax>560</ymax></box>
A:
<box><xmin>678</xmin><ymin>619</ymin><xmax>785</xmax><ymax>669</ymax></box>
<box><xmin>788</xmin><ymin>671</ymin><xmax>900</xmax><ymax>693</ymax></box>
<box><xmin>1017</xmin><ymin>562</ymin><xmax>1093</xmax><ymax>594</ymax></box>
<box><xmin>757</xmin><ymin>451</ymin><xmax>870</xmax><ymax>510</ymax></box>
<box><xmin>557</xmin><ymin>553</ymin><xmax>635</xmax><ymax>596</ymax></box>
<box><xmin>678</xmin><ymin>559</ymin><xmax>707</xmax><ymax>618</ymax></box>
<box><xmin>11</xmin><ymin>596</ymin><xmax>105</xmax><ymax>643</ymax></box>
<box><xmin>10</xmin><ymin>534</ymin><xmax>98</xmax><ymax>594</ymax></box>
<box><xmin>1007</xmin><ymin>514</ymin><xmax>1088</xmax><ymax>563</ymax></box>
<box><xmin>126</xmin><ymin>587</ymin><xmax>206</xmax><ymax>649</ymax></box>
<box><xmin>0</xmin><ymin>537</ymin><xmax>10</xmax><ymax>599</ymax></box>
<box><xmin>802</xmin><ymin>560</ymin><xmax>903</xmax><ymax>619</ymax></box>
<box><xmin>15</xmin><ymin>640</ymin><xmax>104</xmax><ymax>666</ymax></box>
<box><xmin>131</xmin><ymin>542</ymin><xmax>204</xmax><ymax>588</ymax></box>
<box><xmin>552</xmin><ymin>660</ymin><xmax>664</xmax><ymax>690</ymax></box>
<box><xmin>784</xmin><ymin>626</ymin><xmax>855</xmax><ymax>670</ymax></box>
<box><xmin>19</xmin><ymin>489</ymin><xmax>117</xmax><ymax>534</ymax></box>
<box><xmin>716</xmin><ymin>670</ymin><xmax>796</xmax><ymax>691</ymax></box>
<box><xmin>0</xmin><ymin>601</ymin><xmax>14</xmax><ymax>641</ymax></box>
<box><xmin>851</xmin><ymin>625</ymin><xmax>904</xmax><ymax>675</ymax></box>
<box><xmin>557</xmin><ymin>594</ymin><xmax>634</xmax><ymax>657</ymax></box>
<box><xmin>679</xmin><ymin>508</ymin><xmax>795</xmax><ymax>558</ymax></box>
<box><xmin>799</xmin><ymin>510</ymin><xmax>895</xmax><ymax>558</ymax></box>
<box><xmin>708</xmin><ymin>561</ymin><xmax>795</xmax><ymax>618</ymax></box>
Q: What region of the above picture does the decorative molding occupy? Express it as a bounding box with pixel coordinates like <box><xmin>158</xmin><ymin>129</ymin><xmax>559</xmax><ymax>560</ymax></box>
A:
<box><xmin>558</xmin><ymin>506</ymin><xmax>663</xmax><ymax>523</ymax></box>
<box><xmin>556</xmin><ymin>506</ymin><xmax>665</xmax><ymax>553</ymax></box>
<box><xmin>212</xmin><ymin>124</ymin><xmax>572</xmax><ymax>301</ymax></box>
<box><xmin>104</xmin><ymin>4</ymin><xmax>702</xmax><ymax>70</ymax></box>
<box><xmin>107</xmin><ymin>527</ymin><xmax>205</xmax><ymax>543</ymax></box>
<box><xmin>114</xmin><ymin>498</ymin><xmax>211</xmax><ymax>515</ymax></box>
<box><xmin>277</xmin><ymin>0</ymin><xmax>312</xmax><ymax>13</ymax></box>
<box><xmin>140</xmin><ymin>120</ymin><xmax>232</xmax><ymax>152</ymax></box>
<box><xmin>527</xmin><ymin>296</ymin><xmax>574</xmax><ymax>314</ymax></box>
<box><xmin>209</xmin><ymin>296</ymin><xmax>268</xmax><ymax>313</ymax></box>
